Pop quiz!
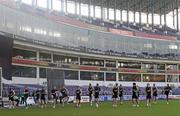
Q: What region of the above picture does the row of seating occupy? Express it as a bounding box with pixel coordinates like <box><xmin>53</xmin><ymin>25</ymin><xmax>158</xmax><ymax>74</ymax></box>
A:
<box><xmin>66</xmin><ymin>13</ymin><xmax>178</xmax><ymax>36</ymax></box>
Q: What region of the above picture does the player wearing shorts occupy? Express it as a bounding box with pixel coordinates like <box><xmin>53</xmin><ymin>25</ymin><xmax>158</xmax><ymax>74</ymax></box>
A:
<box><xmin>152</xmin><ymin>84</ymin><xmax>158</xmax><ymax>104</ymax></box>
<box><xmin>8</xmin><ymin>89</ymin><xmax>15</xmax><ymax>109</ymax></box>
<box><xmin>164</xmin><ymin>84</ymin><xmax>171</xmax><ymax>104</ymax></box>
<box><xmin>75</xmin><ymin>86</ymin><xmax>82</xmax><ymax>108</ymax></box>
<box><xmin>112</xmin><ymin>83</ymin><xmax>118</xmax><ymax>107</ymax></box>
<box><xmin>146</xmin><ymin>83</ymin><xmax>152</xmax><ymax>107</ymax></box>
<box><xmin>88</xmin><ymin>83</ymin><xmax>93</xmax><ymax>106</ymax></box>
<box><xmin>132</xmin><ymin>83</ymin><xmax>139</xmax><ymax>107</ymax></box>
<box><xmin>40</xmin><ymin>87</ymin><xmax>46</xmax><ymax>108</ymax></box>
<box><xmin>94</xmin><ymin>83</ymin><xmax>101</xmax><ymax>108</ymax></box>
<box><xmin>119</xmin><ymin>84</ymin><xmax>123</xmax><ymax>104</ymax></box>
<box><xmin>35</xmin><ymin>89</ymin><xmax>41</xmax><ymax>106</ymax></box>
<box><xmin>61</xmin><ymin>86</ymin><xmax>69</xmax><ymax>107</ymax></box>
<box><xmin>51</xmin><ymin>86</ymin><xmax>58</xmax><ymax>108</ymax></box>
<box><xmin>24</xmin><ymin>88</ymin><xmax>29</xmax><ymax>109</ymax></box>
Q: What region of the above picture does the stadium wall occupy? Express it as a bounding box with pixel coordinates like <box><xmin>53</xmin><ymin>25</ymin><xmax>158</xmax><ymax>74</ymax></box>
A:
<box><xmin>8</xmin><ymin>40</ymin><xmax>180</xmax><ymax>88</ymax></box>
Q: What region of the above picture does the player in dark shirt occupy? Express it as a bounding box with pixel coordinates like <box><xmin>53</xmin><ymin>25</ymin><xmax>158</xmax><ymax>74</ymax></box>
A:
<box><xmin>35</xmin><ymin>89</ymin><xmax>41</xmax><ymax>106</ymax></box>
<box><xmin>94</xmin><ymin>83</ymin><xmax>101</xmax><ymax>108</ymax></box>
<box><xmin>119</xmin><ymin>84</ymin><xmax>123</xmax><ymax>105</ymax></box>
<box><xmin>40</xmin><ymin>87</ymin><xmax>46</xmax><ymax>108</ymax></box>
<box><xmin>8</xmin><ymin>88</ymin><xmax>15</xmax><ymax>109</ymax></box>
<box><xmin>61</xmin><ymin>86</ymin><xmax>69</xmax><ymax>107</ymax></box>
<box><xmin>164</xmin><ymin>84</ymin><xmax>172</xmax><ymax>104</ymax></box>
<box><xmin>146</xmin><ymin>83</ymin><xmax>152</xmax><ymax>107</ymax></box>
<box><xmin>88</xmin><ymin>83</ymin><xmax>93</xmax><ymax>106</ymax></box>
<box><xmin>75</xmin><ymin>86</ymin><xmax>82</xmax><ymax>108</ymax></box>
<box><xmin>152</xmin><ymin>84</ymin><xmax>158</xmax><ymax>104</ymax></box>
<box><xmin>24</xmin><ymin>88</ymin><xmax>29</xmax><ymax>109</ymax></box>
<box><xmin>132</xmin><ymin>83</ymin><xmax>139</xmax><ymax>107</ymax></box>
<box><xmin>51</xmin><ymin>86</ymin><xmax>58</xmax><ymax>108</ymax></box>
<box><xmin>112</xmin><ymin>83</ymin><xmax>118</xmax><ymax>107</ymax></box>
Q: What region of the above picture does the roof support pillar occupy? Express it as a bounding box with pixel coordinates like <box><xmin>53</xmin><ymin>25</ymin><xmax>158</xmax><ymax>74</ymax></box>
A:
<box><xmin>164</xmin><ymin>3</ymin><xmax>167</xmax><ymax>30</ymax></box>
<box><xmin>107</xmin><ymin>0</ymin><xmax>109</xmax><ymax>20</ymax></box>
<box><xmin>79</xmin><ymin>0</ymin><xmax>81</xmax><ymax>16</ymax></box>
<box><xmin>172</xmin><ymin>2</ymin><xmax>175</xmax><ymax>27</ymax></box>
<box><xmin>159</xmin><ymin>1</ymin><xmax>162</xmax><ymax>26</ymax></box>
<box><xmin>160</xmin><ymin>9</ymin><xmax>162</xmax><ymax>25</ymax></box>
<box><xmin>120</xmin><ymin>2</ymin><xmax>123</xmax><ymax>22</ymax></box>
<box><xmin>93</xmin><ymin>0</ymin><xmax>95</xmax><ymax>18</ymax></box>
<box><xmin>151</xmin><ymin>0</ymin><xmax>154</xmax><ymax>30</ymax></box>
<box><xmin>147</xmin><ymin>0</ymin><xmax>149</xmax><ymax>25</ymax></box>
<box><xmin>88</xmin><ymin>0</ymin><xmax>91</xmax><ymax>18</ymax></box>
<box><xmin>147</xmin><ymin>9</ymin><xmax>149</xmax><ymax>25</ymax></box>
<box><xmin>47</xmin><ymin>0</ymin><xmax>50</xmax><ymax>9</ymax></box>
<box><xmin>133</xmin><ymin>0</ymin><xmax>136</xmax><ymax>23</ymax></box>
<box><xmin>127</xmin><ymin>0</ymin><xmax>129</xmax><ymax>26</ymax></box>
<box><xmin>176</xmin><ymin>0</ymin><xmax>179</xmax><ymax>32</ymax></box>
<box><xmin>101</xmin><ymin>0</ymin><xmax>104</xmax><ymax>21</ymax></box>
<box><xmin>75</xmin><ymin>0</ymin><xmax>77</xmax><ymax>15</ymax></box>
<box><xmin>139</xmin><ymin>2</ymin><xmax>142</xmax><ymax>25</ymax></box>
<box><xmin>32</xmin><ymin>0</ymin><xmax>37</xmax><ymax>8</ymax></box>
<box><xmin>65</xmin><ymin>0</ymin><xmax>67</xmax><ymax>13</ymax></box>
<box><xmin>114</xmin><ymin>0</ymin><xmax>117</xmax><ymax>24</ymax></box>
<box><xmin>61</xmin><ymin>0</ymin><xmax>64</xmax><ymax>13</ymax></box>
<box><xmin>173</xmin><ymin>9</ymin><xmax>175</xmax><ymax>27</ymax></box>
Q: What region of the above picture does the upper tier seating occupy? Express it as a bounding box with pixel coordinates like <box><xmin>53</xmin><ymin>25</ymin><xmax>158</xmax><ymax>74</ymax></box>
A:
<box><xmin>65</xmin><ymin>13</ymin><xmax>178</xmax><ymax>36</ymax></box>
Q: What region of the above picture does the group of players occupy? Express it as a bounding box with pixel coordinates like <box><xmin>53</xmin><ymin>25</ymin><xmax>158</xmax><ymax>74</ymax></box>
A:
<box><xmin>130</xmin><ymin>83</ymin><xmax>171</xmax><ymax>107</ymax></box>
<box><xmin>8</xmin><ymin>87</ymin><xmax>30</xmax><ymax>109</ymax></box>
<box><xmin>8</xmin><ymin>83</ymin><xmax>172</xmax><ymax>109</ymax></box>
<box><xmin>110</xmin><ymin>83</ymin><xmax>171</xmax><ymax>107</ymax></box>
<box><xmin>8</xmin><ymin>86</ymin><xmax>69</xmax><ymax>109</ymax></box>
<box><xmin>51</xmin><ymin>83</ymin><xmax>172</xmax><ymax>108</ymax></box>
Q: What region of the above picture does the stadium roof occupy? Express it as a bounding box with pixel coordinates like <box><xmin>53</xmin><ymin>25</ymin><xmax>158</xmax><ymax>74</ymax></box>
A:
<box><xmin>70</xmin><ymin>0</ymin><xmax>180</xmax><ymax>14</ymax></box>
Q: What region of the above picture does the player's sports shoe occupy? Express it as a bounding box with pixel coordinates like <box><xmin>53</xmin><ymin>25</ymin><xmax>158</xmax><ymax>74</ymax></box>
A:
<box><xmin>147</xmin><ymin>104</ymin><xmax>151</xmax><ymax>107</ymax></box>
<box><xmin>113</xmin><ymin>104</ymin><xmax>117</xmax><ymax>107</ymax></box>
<box><xmin>76</xmin><ymin>105</ymin><xmax>78</xmax><ymax>108</ymax></box>
<box><xmin>146</xmin><ymin>104</ymin><xmax>148</xmax><ymax>107</ymax></box>
<box><xmin>96</xmin><ymin>103</ymin><xmax>99</xmax><ymax>108</ymax></box>
<box><xmin>132</xmin><ymin>104</ymin><xmax>136</xmax><ymax>107</ymax></box>
<box><xmin>53</xmin><ymin>105</ymin><xmax>55</xmax><ymax>109</ymax></box>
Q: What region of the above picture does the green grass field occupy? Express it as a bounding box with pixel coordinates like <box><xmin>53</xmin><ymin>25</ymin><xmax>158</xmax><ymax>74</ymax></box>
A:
<box><xmin>1</xmin><ymin>100</ymin><xmax>180</xmax><ymax>116</ymax></box>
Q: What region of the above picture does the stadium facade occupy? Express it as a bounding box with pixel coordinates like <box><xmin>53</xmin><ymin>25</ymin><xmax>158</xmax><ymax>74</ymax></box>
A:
<box><xmin>1</xmin><ymin>0</ymin><xmax>180</xmax><ymax>96</ymax></box>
